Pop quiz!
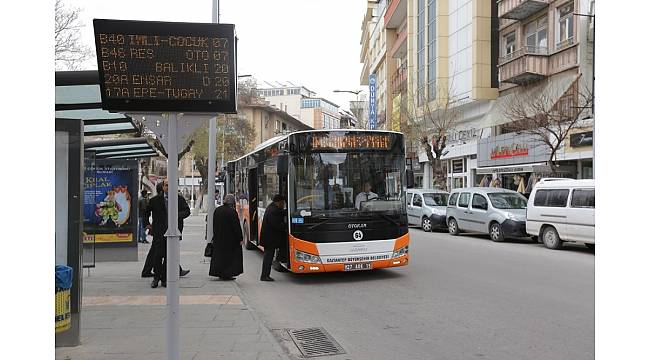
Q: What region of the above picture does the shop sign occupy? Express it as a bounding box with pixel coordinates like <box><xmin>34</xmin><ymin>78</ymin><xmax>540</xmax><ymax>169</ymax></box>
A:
<box><xmin>478</xmin><ymin>133</ymin><xmax>550</xmax><ymax>167</ymax></box>
<box><xmin>490</xmin><ymin>144</ymin><xmax>529</xmax><ymax>160</ymax></box>
<box><xmin>447</xmin><ymin>128</ymin><xmax>480</xmax><ymax>144</ymax></box>
<box><xmin>570</xmin><ymin>131</ymin><xmax>593</xmax><ymax>147</ymax></box>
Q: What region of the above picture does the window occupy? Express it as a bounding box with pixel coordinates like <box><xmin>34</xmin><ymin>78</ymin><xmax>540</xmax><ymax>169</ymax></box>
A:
<box><xmin>571</xmin><ymin>189</ymin><xmax>595</xmax><ymax>208</ymax></box>
<box><xmin>448</xmin><ymin>192</ymin><xmax>458</xmax><ymax>206</ymax></box>
<box><xmin>407</xmin><ymin>193</ymin><xmax>414</xmax><ymax>206</ymax></box>
<box><xmin>471</xmin><ymin>194</ymin><xmax>488</xmax><ymax>210</ymax></box>
<box><xmin>417</xmin><ymin>0</ymin><xmax>425</xmax><ymax>105</ymax></box>
<box><xmin>275</xmin><ymin>120</ymin><xmax>280</xmax><ymax>132</ymax></box>
<box><xmin>534</xmin><ymin>189</ymin><xmax>570</xmax><ymax>207</ymax></box>
<box><xmin>504</xmin><ymin>32</ymin><xmax>516</xmax><ymax>57</ymax></box>
<box><xmin>423</xmin><ymin>193</ymin><xmax>448</xmax><ymax>207</ymax></box>
<box><xmin>557</xmin><ymin>3</ymin><xmax>574</xmax><ymax>48</ymax></box>
<box><xmin>487</xmin><ymin>193</ymin><xmax>527</xmax><ymax>209</ymax></box>
<box><xmin>525</xmin><ymin>16</ymin><xmax>547</xmax><ymax>52</ymax></box>
<box><xmin>413</xmin><ymin>194</ymin><xmax>423</xmax><ymax>207</ymax></box>
<box><xmin>458</xmin><ymin>193</ymin><xmax>470</xmax><ymax>208</ymax></box>
<box><xmin>427</xmin><ymin>0</ymin><xmax>436</xmax><ymax>100</ymax></box>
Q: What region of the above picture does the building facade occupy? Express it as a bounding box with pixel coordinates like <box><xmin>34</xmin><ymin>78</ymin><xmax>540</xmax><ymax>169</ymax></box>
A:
<box><xmin>256</xmin><ymin>82</ymin><xmax>317</xmax><ymax>121</ymax></box>
<box><xmin>360</xmin><ymin>0</ymin><xmax>391</xmax><ymax>130</ymax></box>
<box><xmin>475</xmin><ymin>0</ymin><xmax>595</xmax><ymax>192</ymax></box>
<box><xmin>299</xmin><ymin>97</ymin><xmax>342</xmax><ymax>129</ymax></box>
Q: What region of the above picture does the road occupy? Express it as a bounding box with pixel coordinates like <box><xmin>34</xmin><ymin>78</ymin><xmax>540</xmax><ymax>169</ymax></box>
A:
<box><xmin>234</xmin><ymin>227</ymin><xmax>595</xmax><ymax>360</ymax></box>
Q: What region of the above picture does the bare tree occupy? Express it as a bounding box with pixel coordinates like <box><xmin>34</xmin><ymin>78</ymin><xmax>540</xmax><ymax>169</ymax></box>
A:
<box><xmin>501</xmin><ymin>78</ymin><xmax>593</xmax><ymax>173</ymax></box>
<box><xmin>400</xmin><ymin>76</ymin><xmax>463</xmax><ymax>190</ymax></box>
<box><xmin>55</xmin><ymin>0</ymin><xmax>92</xmax><ymax>70</ymax></box>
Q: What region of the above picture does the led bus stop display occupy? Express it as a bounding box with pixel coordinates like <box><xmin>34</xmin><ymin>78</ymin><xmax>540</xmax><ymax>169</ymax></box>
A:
<box><xmin>93</xmin><ymin>19</ymin><xmax>237</xmax><ymax>113</ymax></box>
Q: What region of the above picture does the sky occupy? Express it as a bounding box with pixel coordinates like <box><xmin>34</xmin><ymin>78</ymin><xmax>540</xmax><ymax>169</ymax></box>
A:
<box><xmin>64</xmin><ymin>0</ymin><xmax>368</xmax><ymax>111</ymax></box>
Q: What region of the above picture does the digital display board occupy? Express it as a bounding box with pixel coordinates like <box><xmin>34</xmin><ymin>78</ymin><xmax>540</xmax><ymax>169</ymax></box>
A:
<box><xmin>93</xmin><ymin>19</ymin><xmax>237</xmax><ymax>113</ymax></box>
<box><xmin>311</xmin><ymin>134</ymin><xmax>392</xmax><ymax>150</ymax></box>
<box><xmin>292</xmin><ymin>132</ymin><xmax>401</xmax><ymax>153</ymax></box>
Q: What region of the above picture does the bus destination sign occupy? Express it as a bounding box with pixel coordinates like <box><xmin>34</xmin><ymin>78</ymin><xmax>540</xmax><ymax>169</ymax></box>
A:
<box><xmin>310</xmin><ymin>133</ymin><xmax>393</xmax><ymax>151</ymax></box>
<box><xmin>93</xmin><ymin>19</ymin><xmax>237</xmax><ymax>113</ymax></box>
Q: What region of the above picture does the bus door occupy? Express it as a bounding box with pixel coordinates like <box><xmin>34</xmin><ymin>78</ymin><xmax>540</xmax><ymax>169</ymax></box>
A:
<box><xmin>248</xmin><ymin>167</ymin><xmax>259</xmax><ymax>246</ymax></box>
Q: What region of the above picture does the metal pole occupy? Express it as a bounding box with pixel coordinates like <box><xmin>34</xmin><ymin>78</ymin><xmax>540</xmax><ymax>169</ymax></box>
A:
<box><xmin>207</xmin><ymin>0</ymin><xmax>220</xmax><ymax>248</ymax></box>
<box><xmin>190</xmin><ymin>159</ymin><xmax>195</xmax><ymax>211</ymax></box>
<box><xmin>165</xmin><ymin>113</ymin><xmax>181</xmax><ymax>360</ymax></box>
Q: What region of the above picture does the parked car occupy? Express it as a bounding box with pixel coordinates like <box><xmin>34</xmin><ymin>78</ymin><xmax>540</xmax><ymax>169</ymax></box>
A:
<box><xmin>526</xmin><ymin>179</ymin><xmax>595</xmax><ymax>250</ymax></box>
<box><xmin>446</xmin><ymin>187</ymin><xmax>529</xmax><ymax>242</ymax></box>
<box><xmin>406</xmin><ymin>189</ymin><xmax>449</xmax><ymax>232</ymax></box>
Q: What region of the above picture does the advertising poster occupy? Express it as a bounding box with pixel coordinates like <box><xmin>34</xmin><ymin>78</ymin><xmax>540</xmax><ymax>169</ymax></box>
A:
<box><xmin>83</xmin><ymin>160</ymin><xmax>138</xmax><ymax>243</ymax></box>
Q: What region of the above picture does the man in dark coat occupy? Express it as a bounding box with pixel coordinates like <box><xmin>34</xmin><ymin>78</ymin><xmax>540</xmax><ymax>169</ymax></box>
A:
<box><xmin>144</xmin><ymin>180</ymin><xmax>191</xmax><ymax>288</ymax></box>
<box><xmin>141</xmin><ymin>183</ymin><xmax>190</xmax><ymax>279</ymax></box>
<box><xmin>259</xmin><ymin>194</ymin><xmax>288</xmax><ymax>281</ymax></box>
<box><xmin>209</xmin><ymin>194</ymin><xmax>243</xmax><ymax>280</ymax></box>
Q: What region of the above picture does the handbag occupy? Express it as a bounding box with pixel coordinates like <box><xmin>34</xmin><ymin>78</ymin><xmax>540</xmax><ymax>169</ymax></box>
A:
<box><xmin>204</xmin><ymin>242</ymin><xmax>213</xmax><ymax>257</ymax></box>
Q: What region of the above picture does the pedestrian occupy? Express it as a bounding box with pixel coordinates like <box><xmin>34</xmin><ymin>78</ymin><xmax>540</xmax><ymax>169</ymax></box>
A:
<box><xmin>143</xmin><ymin>180</ymin><xmax>191</xmax><ymax>288</ymax></box>
<box><xmin>209</xmin><ymin>194</ymin><xmax>243</xmax><ymax>280</ymax></box>
<box><xmin>138</xmin><ymin>189</ymin><xmax>150</xmax><ymax>243</ymax></box>
<box><xmin>259</xmin><ymin>194</ymin><xmax>288</xmax><ymax>282</ymax></box>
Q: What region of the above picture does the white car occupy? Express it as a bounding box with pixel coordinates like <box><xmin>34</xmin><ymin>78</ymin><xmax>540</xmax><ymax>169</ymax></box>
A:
<box><xmin>526</xmin><ymin>179</ymin><xmax>595</xmax><ymax>249</ymax></box>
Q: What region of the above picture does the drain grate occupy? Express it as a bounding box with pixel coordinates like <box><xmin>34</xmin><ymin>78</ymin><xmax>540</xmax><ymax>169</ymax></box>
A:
<box><xmin>287</xmin><ymin>327</ymin><xmax>346</xmax><ymax>357</ymax></box>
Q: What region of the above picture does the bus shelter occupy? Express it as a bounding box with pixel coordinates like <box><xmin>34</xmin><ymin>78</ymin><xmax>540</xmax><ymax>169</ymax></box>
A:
<box><xmin>55</xmin><ymin>70</ymin><xmax>157</xmax><ymax>347</ymax></box>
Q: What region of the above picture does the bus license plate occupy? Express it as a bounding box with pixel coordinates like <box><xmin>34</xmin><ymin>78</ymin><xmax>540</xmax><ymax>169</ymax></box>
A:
<box><xmin>344</xmin><ymin>262</ymin><xmax>372</xmax><ymax>271</ymax></box>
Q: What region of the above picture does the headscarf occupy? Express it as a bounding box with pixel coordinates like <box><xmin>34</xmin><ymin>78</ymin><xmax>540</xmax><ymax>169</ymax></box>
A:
<box><xmin>224</xmin><ymin>194</ymin><xmax>236</xmax><ymax>207</ymax></box>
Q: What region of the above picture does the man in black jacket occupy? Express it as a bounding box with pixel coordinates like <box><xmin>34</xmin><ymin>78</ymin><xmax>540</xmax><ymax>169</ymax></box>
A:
<box><xmin>259</xmin><ymin>194</ymin><xmax>288</xmax><ymax>281</ymax></box>
<box><xmin>144</xmin><ymin>180</ymin><xmax>191</xmax><ymax>288</ymax></box>
<box><xmin>141</xmin><ymin>183</ymin><xmax>190</xmax><ymax>279</ymax></box>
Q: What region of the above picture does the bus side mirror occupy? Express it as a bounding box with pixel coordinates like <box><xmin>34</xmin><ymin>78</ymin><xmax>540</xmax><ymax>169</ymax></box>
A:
<box><xmin>277</xmin><ymin>155</ymin><xmax>288</xmax><ymax>175</ymax></box>
<box><xmin>406</xmin><ymin>170</ymin><xmax>415</xmax><ymax>188</ymax></box>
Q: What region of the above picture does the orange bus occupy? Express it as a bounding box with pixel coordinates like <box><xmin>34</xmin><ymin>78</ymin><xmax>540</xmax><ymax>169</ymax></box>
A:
<box><xmin>226</xmin><ymin>130</ymin><xmax>409</xmax><ymax>273</ymax></box>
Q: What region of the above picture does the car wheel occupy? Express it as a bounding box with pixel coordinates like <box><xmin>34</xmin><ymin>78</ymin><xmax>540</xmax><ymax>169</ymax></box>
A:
<box><xmin>489</xmin><ymin>222</ymin><xmax>505</xmax><ymax>242</ymax></box>
<box><xmin>585</xmin><ymin>243</ymin><xmax>595</xmax><ymax>251</ymax></box>
<box><xmin>448</xmin><ymin>218</ymin><xmax>459</xmax><ymax>236</ymax></box>
<box><xmin>244</xmin><ymin>222</ymin><xmax>256</xmax><ymax>250</ymax></box>
<box><xmin>542</xmin><ymin>226</ymin><xmax>562</xmax><ymax>249</ymax></box>
<box><xmin>421</xmin><ymin>216</ymin><xmax>432</xmax><ymax>232</ymax></box>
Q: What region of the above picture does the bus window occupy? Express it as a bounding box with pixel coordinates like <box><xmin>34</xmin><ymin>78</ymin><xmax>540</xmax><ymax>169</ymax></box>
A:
<box><xmin>292</xmin><ymin>152</ymin><xmax>404</xmax><ymax>217</ymax></box>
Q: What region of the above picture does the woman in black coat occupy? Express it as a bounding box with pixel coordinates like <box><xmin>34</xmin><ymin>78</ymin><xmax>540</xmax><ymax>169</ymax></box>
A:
<box><xmin>209</xmin><ymin>194</ymin><xmax>244</xmax><ymax>280</ymax></box>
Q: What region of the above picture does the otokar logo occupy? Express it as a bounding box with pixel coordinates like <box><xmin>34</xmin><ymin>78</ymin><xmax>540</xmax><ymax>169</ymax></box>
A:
<box><xmin>353</xmin><ymin>230</ymin><xmax>364</xmax><ymax>241</ymax></box>
<box><xmin>348</xmin><ymin>223</ymin><xmax>367</xmax><ymax>229</ymax></box>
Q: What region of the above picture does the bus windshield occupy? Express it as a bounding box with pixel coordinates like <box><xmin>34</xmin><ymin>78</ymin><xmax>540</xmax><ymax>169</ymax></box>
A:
<box><xmin>292</xmin><ymin>152</ymin><xmax>405</xmax><ymax>218</ymax></box>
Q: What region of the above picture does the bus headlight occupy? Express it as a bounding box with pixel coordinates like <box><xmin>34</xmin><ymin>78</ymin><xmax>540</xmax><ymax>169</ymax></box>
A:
<box><xmin>392</xmin><ymin>245</ymin><xmax>409</xmax><ymax>259</ymax></box>
<box><xmin>295</xmin><ymin>249</ymin><xmax>322</xmax><ymax>264</ymax></box>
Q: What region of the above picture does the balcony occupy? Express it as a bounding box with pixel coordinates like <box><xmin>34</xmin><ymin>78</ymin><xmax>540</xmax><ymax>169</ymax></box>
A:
<box><xmin>385</xmin><ymin>0</ymin><xmax>407</xmax><ymax>29</ymax></box>
<box><xmin>498</xmin><ymin>46</ymin><xmax>549</xmax><ymax>85</ymax></box>
<box><xmin>498</xmin><ymin>0</ymin><xmax>549</xmax><ymax>20</ymax></box>
<box><xmin>390</xmin><ymin>63</ymin><xmax>408</xmax><ymax>94</ymax></box>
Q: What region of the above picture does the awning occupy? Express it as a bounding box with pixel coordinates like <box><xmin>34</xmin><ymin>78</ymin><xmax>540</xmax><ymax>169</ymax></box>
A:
<box><xmin>55</xmin><ymin>71</ymin><xmax>138</xmax><ymax>137</ymax></box>
<box><xmin>479</xmin><ymin>72</ymin><xmax>579</xmax><ymax>129</ymax></box>
<box><xmin>85</xmin><ymin>138</ymin><xmax>158</xmax><ymax>159</ymax></box>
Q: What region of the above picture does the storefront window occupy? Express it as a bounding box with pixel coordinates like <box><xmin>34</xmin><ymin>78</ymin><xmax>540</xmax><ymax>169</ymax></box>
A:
<box><xmin>581</xmin><ymin>160</ymin><xmax>593</xmax><ymax>179</ymax></box>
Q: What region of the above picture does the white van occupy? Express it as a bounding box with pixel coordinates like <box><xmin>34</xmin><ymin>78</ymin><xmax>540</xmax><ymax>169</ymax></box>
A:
<box><xmin>526</xmin><ymin>179</ymin><xmax>595</xmax><ymax>249</ymax></box>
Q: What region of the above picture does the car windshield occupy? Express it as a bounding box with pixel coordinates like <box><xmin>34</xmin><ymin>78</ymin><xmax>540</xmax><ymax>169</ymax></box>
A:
<box><xmin>292</xmin><ymin>152</ymin><xmax>405</xmax><ymax>217</ymax></box>
<box><xmin>487</xmin><ymin>193</ymin><xmax>528</xmax><ymax>209</ymax></box>
<box><xmin>423</xmin><ymin>193</ymin><xmax>448</xmax><ymax>206</ymax></box>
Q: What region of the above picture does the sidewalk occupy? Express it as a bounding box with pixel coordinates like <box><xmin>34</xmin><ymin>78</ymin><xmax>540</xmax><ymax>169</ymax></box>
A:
<box><xmin>55</xmin><ymin>213</ymin><xmax>289</xmax><ymax>360</ymax></box>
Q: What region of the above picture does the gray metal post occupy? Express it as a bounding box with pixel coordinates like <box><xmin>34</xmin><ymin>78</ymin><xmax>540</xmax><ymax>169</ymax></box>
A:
<box><xmin>207</xmin><ymin>0</ymin><xmax>220</xmax><ymax>246</ymax></box>
<box><xmin>166</xmin><ymin>113</ymin><xmax>181</xmax><ymax>360</ymax></box>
